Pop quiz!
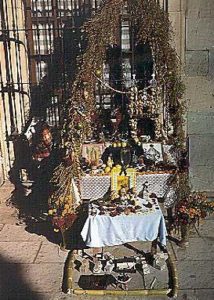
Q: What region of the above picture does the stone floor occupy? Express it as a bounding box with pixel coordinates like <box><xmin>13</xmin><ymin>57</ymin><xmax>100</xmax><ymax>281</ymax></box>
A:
<box><xmin>0</xmin><ymin>181</ymin><xmax>214</xmax><ymax>300</ymax></box>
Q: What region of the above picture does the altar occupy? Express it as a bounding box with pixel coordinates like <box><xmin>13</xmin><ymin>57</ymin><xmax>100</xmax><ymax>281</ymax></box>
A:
<box><xmin>46</xmin><ymin>1</ymin><xmax>186</xmax><ymax>296</ymax></box>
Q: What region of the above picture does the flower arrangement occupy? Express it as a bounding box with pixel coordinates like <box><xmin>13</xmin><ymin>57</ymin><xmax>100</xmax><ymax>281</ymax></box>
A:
<box><xmin>52</xmin><ymin>213</ymin><xmax>77</xmax><ymax>232</ymax></box>
<box><xmin>174</xmin><ymin>192</ymin><xmax>214</xmax><ymax>227</ymax></box>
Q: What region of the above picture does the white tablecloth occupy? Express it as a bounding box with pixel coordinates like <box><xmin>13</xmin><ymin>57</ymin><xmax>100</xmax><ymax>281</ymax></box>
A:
<box><xmin>81</xmin><ymin>209</ymin><xmax>167</xmax><ymax>248</ymax></box>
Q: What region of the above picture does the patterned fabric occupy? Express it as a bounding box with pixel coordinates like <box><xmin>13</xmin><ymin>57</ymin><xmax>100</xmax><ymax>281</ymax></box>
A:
<box><xmin>80</xmin><ymin>176</ymin><xmax>111</xmax><ymax>200</ymax></box>
<box><xmin>80</xmin><ymin>173</ymin><xmax>172</xmax><ymax>199</ymax></box>
<box><xmin>136</xmin><ymin>174</ymin><xmax>172</xmax><ymax>197</ymax></box>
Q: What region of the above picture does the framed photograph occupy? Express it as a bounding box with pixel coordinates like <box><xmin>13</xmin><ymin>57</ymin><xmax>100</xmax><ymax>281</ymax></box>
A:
<box><xmin>142</xmin><ymin>143</ymin><xmax>163</xmax><ymax>162</ymax></box>
<box><xmin>111</xmin><ymin>168</ymin><xmax>136</xmax><ymax>192</ymax></box>
<box><xmin>82</xmin><ymin>143</ymin><xmax>105</xmax><ymax>165</ymax></box>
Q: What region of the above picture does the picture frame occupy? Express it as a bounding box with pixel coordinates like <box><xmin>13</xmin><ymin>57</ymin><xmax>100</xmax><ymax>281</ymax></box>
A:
<box><xmin>142</xmin><ymin>143</ymin><xmax>163</xmax><ymax>162</ymax></box>
<box><xmin>82</xmin><ymin>143</ymin><xmax>106</xmax><ymax>165</ymax></box>
<box><xmin>111</xmin><ymin>168</ymin><xmax>136</xmax><ymax>192</ymax></box>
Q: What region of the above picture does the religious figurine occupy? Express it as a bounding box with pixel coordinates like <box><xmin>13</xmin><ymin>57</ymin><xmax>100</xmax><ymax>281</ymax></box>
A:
<box><xmin>107</xmin><ymin>154</ymin><xmax>114</xmax><ymax>168</ymax></box>
<box><xmin>119</xmin><ymin>186</ymin><xmax>129</xmax><ymax>202</ymax></box>
<box><xmin>128</xmin><ymin>187</ymin><xmax>139</xmax><ymax>206</ymax></box>
<box><xmin>131</xmin><ymin>150</ymin><xmax>138</xmax><ymax>167</ymax></box>
<box><xmin>137</xmin><ymin>155</ymin><xmax>146</xmax><ymax>171</ymax></box>
<box><xmin>111</xmin><ymin>190</ymin><xmax>120</xmax><ymax>202</ymax></box>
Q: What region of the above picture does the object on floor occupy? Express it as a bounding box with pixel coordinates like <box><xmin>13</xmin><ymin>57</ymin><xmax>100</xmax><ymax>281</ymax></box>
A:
<box><xmin>93</xmin><ymin>259</ymin><xmax>103</xmax><ymax>274</ymax></box>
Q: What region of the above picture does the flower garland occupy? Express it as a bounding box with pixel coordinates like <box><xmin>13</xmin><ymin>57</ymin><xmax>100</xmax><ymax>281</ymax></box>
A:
<box><xmin>49</xmin><ymin>0</ymin><xmax>187</xmax><ymax>230</ymax></box>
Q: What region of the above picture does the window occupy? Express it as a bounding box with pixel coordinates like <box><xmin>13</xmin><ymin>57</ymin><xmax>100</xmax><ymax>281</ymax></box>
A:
<box><xmin>32</xmin><ymin>23</ymin><xmax>54</xmax><ymax>55</ymax></box>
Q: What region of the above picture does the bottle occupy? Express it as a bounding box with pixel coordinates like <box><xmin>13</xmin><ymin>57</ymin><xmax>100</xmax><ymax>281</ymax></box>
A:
<box><xmin>131</xmin><ymin>150</ymin><xmax>138</xmax><ymax>167</ymax></box>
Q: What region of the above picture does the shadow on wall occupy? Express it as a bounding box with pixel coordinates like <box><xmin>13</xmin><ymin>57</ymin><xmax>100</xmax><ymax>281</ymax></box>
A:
<box><xmin>0</xmin><ymin>254</ymin><xmax>43</xmax><ymax>300</ymax></box>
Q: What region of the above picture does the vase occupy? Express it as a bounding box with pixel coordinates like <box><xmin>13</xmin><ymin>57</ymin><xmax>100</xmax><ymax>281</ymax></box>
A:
<box><xmin>179</xmin><ymin>223</ymin><xmax>189</xmax><ymax>247</ymax></box>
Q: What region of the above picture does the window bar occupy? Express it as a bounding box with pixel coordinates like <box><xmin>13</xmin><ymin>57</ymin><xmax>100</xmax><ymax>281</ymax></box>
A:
<box><xmin>44</xmin><ymin>15</ymin><xmax>49</xmax><ymax>56</ymax></box>
<box><xmin>8</xmin><ymin>42</ymin><xmax>19</xmax><ymax>132</ymax></box>
<box><xmin>165</xmin><ymin>0</ymin><xmax>168</xmax><ymax>12</ymax></box>
<box><xmin>14</xmin><ymin>0</ymin><xmax>26</xmax><ymax>127</ymax></box>
<box><xmin>32</xmin><ymin>22</ymin><xmax>39</xmax><ymax>82</ymax></box>
<box><xmin>58</xmin><ymin>0</ymin><xmax>66</xmax><ymax>127</ymax></box>
<box><xmin>42</xmin><ymin>0</ymin><xmax>48</xmax><ymax>54</ymax></box>
<box><xmin>73</xmin><ymin>0</ymin><xmax>77</xmax><ymax>17</ymax></box>
<box><xmin>3</xmin><ymin>41</ymin><xmax>17</xmax><ymax>133</ymax></box>
<box><xmin>0</xmin><ymin>62</ymin><xmax>13</xmax><ymax>168</ymax></box>
<box><xmin>10</xmin><ymin>0</ymin><xmax>17</xmax><ymax>39</ymax></box>
<box><xmin>3</xmin><ymin>0</ymin><xmax>9</xmax><ymax>35</ymax></box>
<box><xmin>83</xmin><ymin>0</ymin><xmax>86</xmax><ymax>17</ymax></box>
<box><xmin>48</xmin><ymin>0</ymin><xmax>58</xmax><ymax>126</ymax></box>
<box><xmin>60</xmin><ymin>0</ymin><xmax>67</xmax><ymax>122</ymax></box>
<box><xmin>34</xmin><ymin>0</ymin><xmax>43</xmax><ymax>117</ymax></box>
<box><xmin>4</xmin><ymin>0</ymin><xmax>19</xmax><ymax>131</ymax></box>
<box><xmin>63</xmin><ymin>0</ymin><xmax>66</xmax><ymax>18</ymax></box>
<box><xmin>38</xmin><ymin>33</ymin><xmax>43</xmax><ymax>82</ymax></box>
<box><xmin>25</xmin><ymin>0</ymin><xmax>37</xmax><ymax>85</ymax></box>
<box><xmin>47</xmin><ymin>0</ymin><xmax>53</xmax><ymax>124</ymax></box>
<box><xmin>15</xmin><ymin>44</ymin><xmax>26</xmax><ymax>129</ymax></box>
<box><xmin>50</xmin><ymin>0</ymin><xmax>58</xmax><ymax>125</ymax></box>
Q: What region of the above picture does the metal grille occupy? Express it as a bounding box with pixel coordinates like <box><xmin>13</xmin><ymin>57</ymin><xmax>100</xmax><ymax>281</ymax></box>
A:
<box><xmin>0</xmin><ymin>0</ymin><xmax>168</xmax><ymax>171</ymax></box>
<box><xmin>0</xmin><ymin>0</ymin><xmax>31</xmax><ymax>169</ymax></box>
<box><xmin>25</xmin><ymin>0</ymin><xmax>104</xmax><ymax>127</ymax></box>
<box><xmin>25</xmin><ymin>0</ymin><xmax>168</xmax><ymax>124</ymax></box>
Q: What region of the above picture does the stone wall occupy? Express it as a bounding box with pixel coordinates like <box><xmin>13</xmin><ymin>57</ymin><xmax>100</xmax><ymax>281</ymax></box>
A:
<box><xmin>169</xmin><ymin>0</ymin><xmax>214</xmax><ymax>193</ymax></box>
<box><xmin>185</xmin><ymin>0</ymin><xmax>214</xmax><ymax>194</ymax></box>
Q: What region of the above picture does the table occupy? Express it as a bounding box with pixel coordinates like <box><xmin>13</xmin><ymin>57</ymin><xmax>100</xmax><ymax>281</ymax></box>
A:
<box><xmin>81</xmin><ymin>208</ymin><xmax>167</xmax><ymax>248</ymax></box>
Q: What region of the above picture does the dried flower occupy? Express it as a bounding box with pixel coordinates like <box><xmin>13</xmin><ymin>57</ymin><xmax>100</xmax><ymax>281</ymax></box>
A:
<box><xmin>174</xmin><ymin>192</ymin><xmax>214</xmax><ymax>227</ymax></box>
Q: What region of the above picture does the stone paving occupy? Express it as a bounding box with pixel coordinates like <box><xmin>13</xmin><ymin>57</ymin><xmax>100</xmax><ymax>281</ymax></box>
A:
<box><xmin>0</xmin><ymin>182</ymin><xmax>214</xmax><ymax>300</ymax></box>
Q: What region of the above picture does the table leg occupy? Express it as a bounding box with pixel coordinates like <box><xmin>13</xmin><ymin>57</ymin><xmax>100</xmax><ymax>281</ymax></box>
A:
<box><xmin>151</xmin><ymin>239</ymin><xmax>158</xmax><ymax>256</ymax></box>
<box><xmin>60</xmin><ymin>230</ymin><xmax>67</xmax><ymax>250</ymax></box>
